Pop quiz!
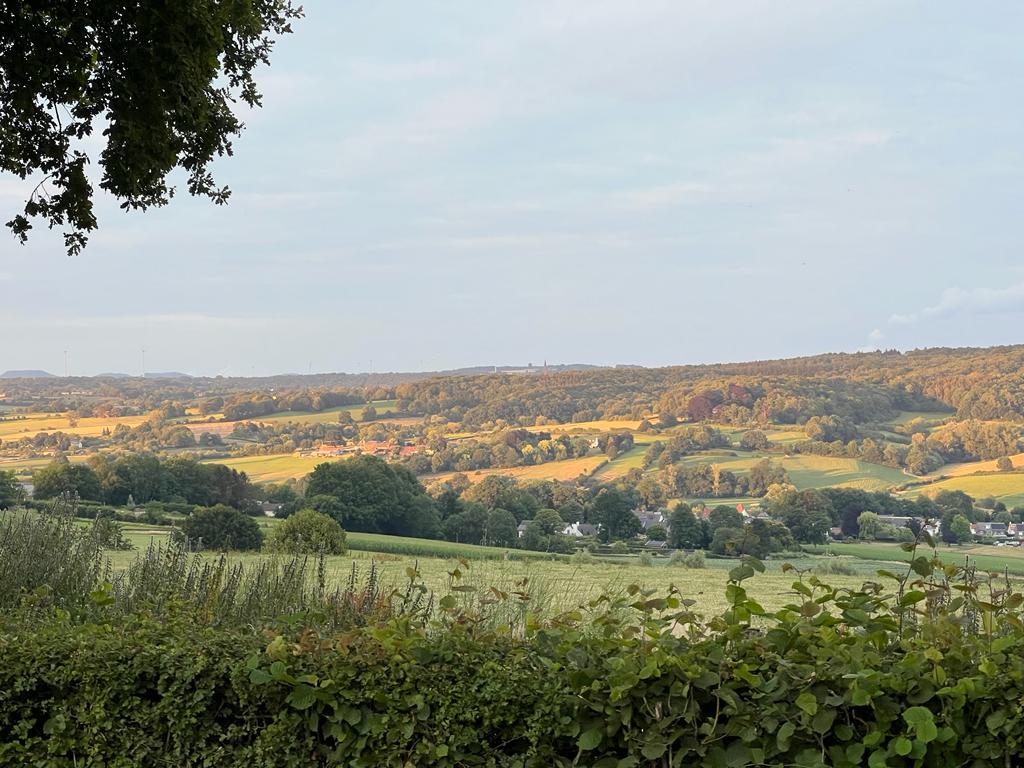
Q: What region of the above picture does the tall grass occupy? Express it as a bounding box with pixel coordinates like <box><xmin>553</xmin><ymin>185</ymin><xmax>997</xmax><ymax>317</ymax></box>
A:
<box><xmin>111</xmin><ymin>540</ymin><xmax>420</xmax><ymax>631</ymax></box>
<box><xmin>0</xmin><ymin>497</ymin><xmax>109</xmax><ymax>617</ymax></box>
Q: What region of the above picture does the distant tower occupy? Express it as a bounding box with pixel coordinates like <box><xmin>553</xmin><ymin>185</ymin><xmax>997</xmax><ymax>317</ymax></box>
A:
<box><xmin>544</xmin><ymin>359</ymin><xmax>548</xmax><ymax>376</ymax></box>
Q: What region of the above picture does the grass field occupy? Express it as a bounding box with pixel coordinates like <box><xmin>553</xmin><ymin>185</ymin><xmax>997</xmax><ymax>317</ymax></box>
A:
<box><xmin>885</xmin><ymin>410</ymin><xmax>953</xmax><ymax>427</ymax></box>
<box><xmin>201</xmin><ymin>453</ymin><xmax>331</xmax><ymax>483</ymax></box>
<box><xmin>591</xmin><ymin>445</ymin><xmax>647</xmax><ymax>481</ymax></box>
<box><xmin>0</xmin><ymin>412</ymin><xmax>149</xmax><ymax>440</ymax></box>
<box><xmin>257</xmin><ymin>400</ymin><xmax>399</xmax><ymax>425</ymax></box>
<box><xmin>107</xmin><ymin>526</ymin><xmax>867</xmax><ymax>617</ymax></box>
<box><xmin>906</xmin><ymin>472</ymin><xmax>1024</xmax><ymax>508</ymax></box>
<box><xmin>670</xmin><ymin>452</ymin><xmax>910</xmax><ymax>492</ymax></box>
<box><xmin>823</xmin><ymin>541</ymin><xmax>1024</xmax><ymax>576</ymax></box>
<box><xmin>425</xmin><ymin>455</ymin><xmax>609</xmax><ymax>486</ymax></box>
<box><xmin>0</xmin><ymin>455</ymin><xmax>87</xmax><ymax>475</ymax></box>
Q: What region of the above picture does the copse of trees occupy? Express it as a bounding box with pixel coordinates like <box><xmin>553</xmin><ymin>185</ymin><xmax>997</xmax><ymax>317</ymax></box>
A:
<box><xmin>173</xmin><ymin>505</ymin><xmax>263</xmax><ymax>551</ymax></box>
<box><xmin>304</xmin><ymin>455</ymin><xmax>440</xmax><ymax>538</ymax></box>
<box><xmin>32</xmin><ymin>455</ymin><xmax>254</xmax><ymax>509</ymax></box>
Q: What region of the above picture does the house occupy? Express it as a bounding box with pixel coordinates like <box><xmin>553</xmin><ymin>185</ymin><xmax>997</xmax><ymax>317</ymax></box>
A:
<box><xmin>259</xmin><ymin>501</ymin><xmax>284</xmax><ymax>518</ymax></box>
<box><xmin>312</xmin><ymin>443</ymin><xmax>346</xmax><ymax>457</ymax></box>
<box><xmin>644</xmin><ymin>539</ymin><xmax>668</xmax><ymax>550</ymax></box>
<box><xmin>516</xmin><ymin>521</ymin><xmax>531</xmax><ymax>538</ymax></box>
<box><xmin>633</xmin><ymin>509</ymin><xmax>666</xmax><ymax>531</ymax></box>
<box><xmin>971</xmin><ymin>521</ymin><xmax>1008</xmax><ymax>538</ymax></box>
<box><xmin>398</xmin><ymin>445</ymin><xmax>420</xmax><ymax>458</ymax></box>
<box><xmin>359</xmin><ymin>440</ymin><xmax>394</xmax><ymax>456</ymax></box>
<box><xmin>562</xmin><ymin>522</ymin><xmax>598</xmax><ymax>538</ymax></box>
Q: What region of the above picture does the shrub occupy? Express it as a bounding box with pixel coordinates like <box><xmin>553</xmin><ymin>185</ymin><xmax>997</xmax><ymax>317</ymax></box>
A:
<box><xmin>174</xmin><ymin>505</ymin><xmax>263</xmax><ymax>551</ymax></box>
<box><xmin>6</xmin><ymin>549</ymin><xmax>1024</xmax><ymax>765</ymax></box>
<box><xmin>90</xmin><ymin>516</ymin><xmax>133</xmax><ymax>550</ymax></box>
<box><xmin>683</xmin><ymin>550</ymin><xmax>705</xmax><ymax>568</ymax></box>
<box><xmin>638</xmin><ymin>551</ymin><xmax>654</xmax><ymax>567</ymax></box>
<box><xmin>266</xmin><ymin>509</ymin><xmax>347</xmax><ymax>554</ymax></box>
<box><xmin>610</xmin><ymin>540</ymin><xmax>630</xmax><ymax>554</ymax></box>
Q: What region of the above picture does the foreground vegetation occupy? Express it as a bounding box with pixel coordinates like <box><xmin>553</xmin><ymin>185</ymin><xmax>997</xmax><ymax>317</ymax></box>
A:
<box><xmin>4</xmin><ymin>504</ymin><xmax>1024</xmax><ymax>766</ymax></box>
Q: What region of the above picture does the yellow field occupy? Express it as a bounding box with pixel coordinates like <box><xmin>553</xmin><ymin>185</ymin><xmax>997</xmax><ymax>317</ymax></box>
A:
<box><xmin>927</xmin><ymin>453</ymin><xmax>1024</xmax><ymax>478</ymax></box>
<box><xmin>424</xmin><ymin>455</ymin><xmax>609</xmax><ymax>487</ymax></box>
<box><xmin>671</xmin><ymin>452</ymin><xmax>911</xmax><ymax>492</ymax></box>
<box><xmin>0</xmin><ymin>412</ymin><xmax>149</xmax><ymax>440</ymax></box>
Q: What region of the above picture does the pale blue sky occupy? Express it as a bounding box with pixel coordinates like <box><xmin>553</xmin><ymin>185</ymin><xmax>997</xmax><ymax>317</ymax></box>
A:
<box><xmin>3</xmin><ymin>1</ymin><xmax>1024</xmax><ymax>376</ymax></box>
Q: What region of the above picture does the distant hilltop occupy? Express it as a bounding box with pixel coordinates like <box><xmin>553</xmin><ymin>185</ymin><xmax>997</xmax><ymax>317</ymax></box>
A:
<box><xmin>0</xmin><ymin>370</ymin><xmax>55</xmax><ymax>379</ymax></box>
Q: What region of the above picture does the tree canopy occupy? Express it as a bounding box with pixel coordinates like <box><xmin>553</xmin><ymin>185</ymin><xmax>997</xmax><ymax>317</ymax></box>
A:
<box><xmin>1</xmin><ymin>0</ymin><xmax>301</xmax><ymax>254</ymax></box>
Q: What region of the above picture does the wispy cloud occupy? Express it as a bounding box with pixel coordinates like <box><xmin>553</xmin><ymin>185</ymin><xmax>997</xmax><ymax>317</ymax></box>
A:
<box><xmin>611</xmin><ymin>182</ymin><xmax>712</xmax><ymax>211</ymax></box>
<box><xmin>890</xmin><ymin>282</ymin><xmax>1024</xmax><ymax>324</ymax></box>
<box><xmin>1</xmin><ymin>313</ymin><xmax>282</xmax><ymax>330</ymax></box>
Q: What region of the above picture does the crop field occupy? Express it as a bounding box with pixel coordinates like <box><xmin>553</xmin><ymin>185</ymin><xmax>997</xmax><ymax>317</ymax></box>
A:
<box><xmin>906</xmin><ymin>472</ymin><xmax>1024</xmax><ymax>508</ymax></box>
<box><xmin>0</xmin><ymin>412</ymin><xmax>149</xmax><ymax>440</ymax></box>
<box><xmin>424</xmin><ymin>455</ymin><xmax>609</xmax><ymax>486</ymax></box>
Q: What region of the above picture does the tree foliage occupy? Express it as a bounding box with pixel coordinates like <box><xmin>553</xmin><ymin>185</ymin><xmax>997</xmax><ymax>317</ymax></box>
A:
<box><xmin>1</xmin><ymin>0</ymin><xmax>302</xmax><ymax>254</ymax></box>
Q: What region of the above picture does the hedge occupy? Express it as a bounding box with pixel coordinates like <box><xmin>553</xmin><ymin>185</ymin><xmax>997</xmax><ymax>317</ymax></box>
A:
<box><xmin>4</xmin><ymin>551</ymin><xmax>1024</xmax><ymax>766</ymax></box>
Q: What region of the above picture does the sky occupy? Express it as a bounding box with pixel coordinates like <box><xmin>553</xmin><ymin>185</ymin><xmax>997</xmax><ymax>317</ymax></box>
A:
<box><xmin>2</xmin><ymin>1</ymin><xmax>1024</xmax><ymax>376</ymax></box>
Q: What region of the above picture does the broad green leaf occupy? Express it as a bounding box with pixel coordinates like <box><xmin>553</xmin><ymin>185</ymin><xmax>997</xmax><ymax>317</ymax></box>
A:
<box><xmin>578</xmin><ymin>728</ymin><xmax>602</xmax><ymax>750</ymax></box>
<box><xmin>892</xmin><ymin>736</ymin><xmax>912</xmax><ymax>756</ymax></box>
<box><xmin>796</xmin><ymin>692</ymin><xmax>818</xmax><ymax>716</ymax></box>
<box><xmin>902</xmin><ymin>706</ymin><xmax>938</xmax><ymax>743</ymax></box>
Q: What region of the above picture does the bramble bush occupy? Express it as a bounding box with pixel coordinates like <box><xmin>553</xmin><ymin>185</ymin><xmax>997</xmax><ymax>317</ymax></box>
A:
<box><xmin>4</xmin><ymin>516</ymin><xmax>1024</xmax><ymax>765</ymax></box>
